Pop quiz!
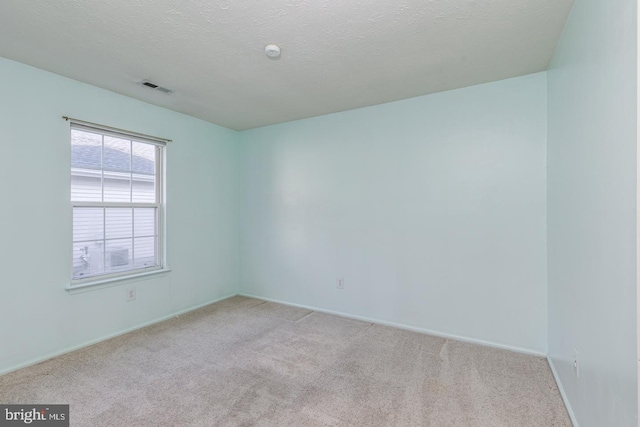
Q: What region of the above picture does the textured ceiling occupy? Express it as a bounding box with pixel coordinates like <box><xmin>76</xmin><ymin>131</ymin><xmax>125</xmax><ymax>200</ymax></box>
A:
<box><xmin>0</xmin><ymin>0</ymin><xmax>573</xmax><ymax>130</ymax></box>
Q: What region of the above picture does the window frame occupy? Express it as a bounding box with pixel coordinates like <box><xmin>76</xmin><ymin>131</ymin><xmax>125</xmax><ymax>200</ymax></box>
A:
<box><xmin>68</xmin><ymin>121</ymin><xmax>167</xmax><ymax>288</ymax></box>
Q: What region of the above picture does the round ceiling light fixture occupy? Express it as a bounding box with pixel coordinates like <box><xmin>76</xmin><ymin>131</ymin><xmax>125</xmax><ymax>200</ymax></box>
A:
<box><xmin>265</xmin><ymin>44</ymin><xmax>281</xmax><ymax>59</ymax></box>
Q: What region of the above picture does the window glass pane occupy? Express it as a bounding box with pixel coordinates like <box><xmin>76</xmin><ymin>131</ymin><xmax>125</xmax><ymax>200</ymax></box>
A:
<box><xmin>104</xmin><ymin>136</ymin><xmax>131</xmax><ymax>173</ymax></box>
<box><xmin>72</xmin><ymin>241</ymin><xmax>105</xmax><ymax>280</ymax></box>
<box><xmin>71</xmin><ymin>129</ymin><xmax>102</xmax><ymax>170</ymax></box>
<box><xmin>132</xmin><ymin>142</ymin><xmax>156</xmax><ymax>203</ymax></box>
<box><xmin>104</xmin><ymin>174</ymin><xmax>131</xmax><ymax>202</ymax></box>
<box><xmin>105</xmin><ymin>208</ymin><xmax>132</xmax><ymax>240</ymax></box>
<box><xmin>73</xmin><ymin>207</ymin><xmax>105</xmax><ymax>280</ymax></box>
<box><xmin>134</xmin><ymin>237</ymin><xmax>157</xmax><ymax>269</ymax></box>
<box><xmin>71</xmin><ymin>129</ymin><xmax>102</xmax><ymax>202</ymax></box>
<box><xmin>71</xmin><ymin>174</ymin><xmax>103</xmax><ymax>202</ymax></box>
<box><xmin>132</xmin><ymin>142</ymin><xmax>155</xmax><ymax>174</ymax></box>
<box><xmin>104</xmin><ymin>136</ymin><xmax>131</xmax><ymax>202</ymax></box>
<box><xmin>134</xmin><ymin>208</ymin><xmax>156</xmax><ymax>237</ymax></box>
<box><xmin>105</xmin><ymin>239</ymin><xmax>133</xmax><ymax>273</ymax></box>
<box><xmin>71</xmin><ymin>169</ymin><xmax>102</xmax><ymax>202</ymax></box>
<box><xmin>132</xmin><ymin>174</ymin><xmax>156</xmax><ymax>203</ymax></box>
<box><xmin>73</xmin><ymin>208</ymin><xmax>104</xmax><ymax>242</ymax></box>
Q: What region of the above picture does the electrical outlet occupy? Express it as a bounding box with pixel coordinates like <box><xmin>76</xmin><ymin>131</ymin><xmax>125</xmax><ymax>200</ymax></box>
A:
<box><xmin>337</xmin><ymin>278</ymin><xmax>344</xmax><ymax>289</ymax></box>
<box><xmin>573</xmin><ymin>348</ymin><xmax>579</xmax><ymax>378</ymax></box>
<box><xmin>126</xmin><ymin>287</ymin><xmax>136</xmax><ymax>302</ymax></box>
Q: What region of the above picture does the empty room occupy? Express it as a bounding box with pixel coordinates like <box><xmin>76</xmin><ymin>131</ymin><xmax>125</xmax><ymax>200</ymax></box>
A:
<box><xmin>0</xmin><ymin>0</ymin><xmax>637</xmax><ymax>426</ymax></box>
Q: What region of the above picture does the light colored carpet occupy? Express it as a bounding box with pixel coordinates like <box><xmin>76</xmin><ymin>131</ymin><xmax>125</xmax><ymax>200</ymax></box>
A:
<box><xmin>0</xmin><ymin>296</ymin><xmax>571</xmax><ymax>426</ymax></box>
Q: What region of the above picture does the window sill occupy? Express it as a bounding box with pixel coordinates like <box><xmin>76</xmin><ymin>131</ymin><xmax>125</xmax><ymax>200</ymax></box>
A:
<box><xmin>66</xmin><ymin>267</ymin><xmax>172</xmax><ymax>294</ymax></box>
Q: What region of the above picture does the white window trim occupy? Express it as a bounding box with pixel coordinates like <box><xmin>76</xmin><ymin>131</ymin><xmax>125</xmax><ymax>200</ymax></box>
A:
<box><xmin>66</xmin><ymin>267</ymin><xmax>172</xmax><ymax>294</ymax></box>
<box><xmin>67</xmin><ymin>119</ymin><xmax>169</xmax><ymax>290</ymax></box>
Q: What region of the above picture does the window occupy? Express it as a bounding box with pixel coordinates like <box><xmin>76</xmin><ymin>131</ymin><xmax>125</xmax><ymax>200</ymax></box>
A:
<box><xmin>70</xmin><ymin>121</ymin><xmax>165</xmax><ymax>285</ymax></box>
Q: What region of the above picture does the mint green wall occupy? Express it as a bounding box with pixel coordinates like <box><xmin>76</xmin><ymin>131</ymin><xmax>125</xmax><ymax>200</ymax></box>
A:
<box><xmin>240</xmin><ymin>73</ymin><xmax>548</xmax><ymax>354</ymax></box>
<box><xmin>547</xmin><ymin>0</ymin><xmax>638</xmax><ymax>425</ymax></box>
<box><xmin>0</xmin><ymin>57</ymin><xmax>241</xmax><ymax>374</ymax></box>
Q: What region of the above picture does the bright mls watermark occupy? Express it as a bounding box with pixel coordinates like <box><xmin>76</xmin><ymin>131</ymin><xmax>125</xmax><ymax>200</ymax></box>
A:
<box><xmin>0</xmin><ymin>405</ymin><xmax>68</xmax><ymax>426</ymax></box>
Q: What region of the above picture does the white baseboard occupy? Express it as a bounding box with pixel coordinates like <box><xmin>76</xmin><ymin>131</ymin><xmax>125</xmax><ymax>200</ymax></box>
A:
<box><xmin>547</xmin><ymin>356</ymin><xmax>579</xmax><ymax>426</ymax></box>
<box><xmin>239</xmin><ymin>292</ymin><xmax>547</xmax><ymax>357</ymax></box>
<box><xmin>0</xmin><ymin>293</ymin><xmax>237</xmax><ymax>377</ymax></box>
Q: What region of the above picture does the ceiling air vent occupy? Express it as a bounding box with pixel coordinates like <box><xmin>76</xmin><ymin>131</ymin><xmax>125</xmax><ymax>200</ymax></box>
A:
<box><xmin>141</xmin><ymin>80</ymin><xmax>172</xmax><ymax>94</ymax></box>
